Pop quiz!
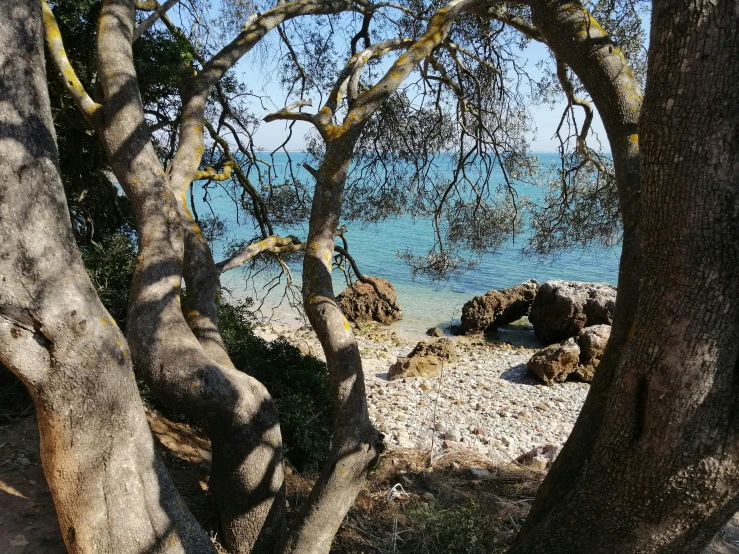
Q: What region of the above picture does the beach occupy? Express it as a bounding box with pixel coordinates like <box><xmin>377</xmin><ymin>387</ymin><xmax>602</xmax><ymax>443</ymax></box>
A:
<box><xmin>254</xmin><ymin>314</ymin><xmax>589</xmax><ymax>464</ymax></box>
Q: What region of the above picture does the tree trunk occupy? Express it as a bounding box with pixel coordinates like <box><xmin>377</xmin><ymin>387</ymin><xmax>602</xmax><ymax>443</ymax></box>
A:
<box><xmin>276</xmin><ymin>137</ymin><xmax>384</xmax><ymax>554</ymax></box>
<box><xmin>93</xmin><ymin>1</ymin><xmax>285</xmax><ymax>551</ymax></box>
<box><xmin>514</xmin><ymin>0</ymin><xmax>644</xmax><ymax>535</ymax></box>
<box><xmin>0</xmin><ymin>1</ymin><xmax>214</xmax><ymax>551</ymax></box>
<box><xmin>510</xmin><ymin>0</ymin><xmax>739</xmax><ymax>551</ymax></box>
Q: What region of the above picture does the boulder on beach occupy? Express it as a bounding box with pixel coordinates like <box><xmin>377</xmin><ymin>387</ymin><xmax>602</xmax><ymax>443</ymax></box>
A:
<box><xmin>574</xmin><ymin>324</ymin><xmax>611</xmax><ymax>382</ymax></box>
<box><xmin>528</xmin><ymin>280</ymin><xmax>616</xmax><ymax>343</ymax></box>
<box><xmin>460</xmin><ymin>280</ymin><xmax>539</xmax><ymax>335</ymax></box>
<box><xmin>527</xmin><ymin>324</ymin><xmax>612</xmax><ymax>385</ymax></box>
<box><xmin>388</xmin><ymin>338</ymin><xmax>457</xmax><ymax>380</ymax></box>
<box><xmin>427</xmin><ymin>327</ymin><xmax>445</xmax><ymax>337</ymax></box>
<box><xmin>526</xmin><ymin>338</ymin><xmax>581</xmax><ymax>385</ymax></box>
<box><xmin>336</xmin><ymin>276</ymin><xmax>402</xmax><ymax>325</ymax></box>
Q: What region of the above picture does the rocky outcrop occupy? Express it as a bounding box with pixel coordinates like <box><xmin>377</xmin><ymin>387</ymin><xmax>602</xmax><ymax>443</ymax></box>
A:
<box><xmin>528</xmin><ymin>280</ymin><xmax>616</xmax><ymax>343</ymax></box>
<box><xmin>336</xmin><ymin>276</ymin><xmax>401</xmax><ymax>325</ymax></box>
<box><xmin>388</xmin><ymin>338</ymin><xmax>457</xmax><ymax>380</ymax></box>
<box><xmin>573</xmin><ymin>324</ymin><xmax>611</xmax><ymax>382</ymax></box>
<box><xmin>460</xmin><ymin>280</ymin><xmax>539</xmax><ymax>334</ymax></box>
<box><xmin>526</xmin><ymin>338</ymin><xmax>581</xmax><ymax>384</ymax></box>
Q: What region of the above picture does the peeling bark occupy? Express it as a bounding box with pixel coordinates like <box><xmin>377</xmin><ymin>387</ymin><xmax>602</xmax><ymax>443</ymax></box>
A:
<box><xmin>509</xmin><ymin>0</ymin><xmax>739</xmax><ymax>550</ymax></box>
<box><xmin>0</xmin><ymin>1</ymin><xmax>214</xmax><ymax>551</ymax></box>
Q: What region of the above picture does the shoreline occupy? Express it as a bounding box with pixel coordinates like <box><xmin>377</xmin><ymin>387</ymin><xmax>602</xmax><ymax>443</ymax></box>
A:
<box><xmin>254</xmin><ymin>316</ymin><xmax>587</xmax><ymax>463</ymax></box>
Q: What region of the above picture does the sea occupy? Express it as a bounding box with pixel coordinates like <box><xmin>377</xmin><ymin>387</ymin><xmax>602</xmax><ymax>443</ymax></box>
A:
<box><xmin>193</xmin><ymin>152</ymin><xmax>620</xmax><ymax>334</ymax></box>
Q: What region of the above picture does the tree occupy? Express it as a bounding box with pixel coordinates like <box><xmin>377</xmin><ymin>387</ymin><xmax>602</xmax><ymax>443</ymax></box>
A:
<box><xmin>41</xmin><ymin>0</ymin><xmax>499</xmax><ymax>551</ymax></box>
<box><xmin>509</xmin><ymin>0</ymin><xmax>739</xmax><ymax>550</ymax></box>
<box><xmin>15</xmin><ymin>0</ymin><xmax>652</xmax><ymax>552</ymax></box>
<box><xmin>0</xmin><ymin>0</ymin><xmax>215</xmax><ymax>550</ymax></box>
<box><xmin>13</xmin><ymin>0</ymin><xmax>739</xmax><ymax>552</ymax></box>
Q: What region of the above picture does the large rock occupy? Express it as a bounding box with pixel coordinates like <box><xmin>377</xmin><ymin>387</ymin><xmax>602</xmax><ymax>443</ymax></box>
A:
<box><xmin>460</xmin><ymin>280</ymin><xmax>539</xmax><ymax>334</ymax></box>
<box><xmin>337</xmin><ymin>276</ymin><xmax>402</xmax><ymax>325</ymax></box>
<box><xmin>573</xmin><ymin>324</ymin><xmax>611</xmax><ymax>382</ymax></box>
<box><xmin>388</xmin><ymin>338</ymin><xmax>457</xmax><ymax>379</ymax></box>
<box><xmin>407</xmin><ymin>338</ymin><xmax>458</xmax><ymax>362</ymax></box>
<box><xmin>529</xmin><ymin>280</ymin><xmax>616</xmax><ymax>343</ymax></box>
<box><xmin>526</xmin><ymin>338</ymin><xmax>580</xmax><ymax>385</ymax></box>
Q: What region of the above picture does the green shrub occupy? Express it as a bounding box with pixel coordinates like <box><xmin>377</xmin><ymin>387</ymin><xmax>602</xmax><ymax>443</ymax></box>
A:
<box><xmin>219</xmin><ymin>302</ymin><xmax>333</xmax><ymax>472</ymax></box>
<box><xmin>79</xmin><ymin>232</ymin><xmax>137</xmax><ymax>330</ymax></box>
<box><xmin>397</xmin><ymin>502</ymin><xmax>498</xmax><ymax>554</ymax></box>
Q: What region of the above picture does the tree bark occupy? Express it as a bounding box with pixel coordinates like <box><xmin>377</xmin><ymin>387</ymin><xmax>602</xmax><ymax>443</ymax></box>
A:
<box><xmin>276</xmin><ymin>137</ymin><xmax>383</xmax><ymax>554</ymax></box>
<box><xmin>510</xmin><ymin>0</ymin><xmax>739</xmax><ymax>551</ymax></box>
<box><xmin>0</xmin><ymin>1</ymin><xmax>214</xmax><ymax>551</ymax></box>
<box><xmin>93</xmin><ymin>1</ymin><xmax>285</xmax><ymax>551</ymax></box>
<box><xmin>512</xmin><ymin>0</ymin><xmax>644</xmax><ymax>536</ymax></box>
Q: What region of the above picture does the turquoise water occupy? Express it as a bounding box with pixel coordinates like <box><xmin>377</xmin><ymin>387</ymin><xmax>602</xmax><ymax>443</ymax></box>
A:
<box><xmin>196</xmin><ymin>152</ymin><xmax>620</xmax><ymax>333</ymax></box>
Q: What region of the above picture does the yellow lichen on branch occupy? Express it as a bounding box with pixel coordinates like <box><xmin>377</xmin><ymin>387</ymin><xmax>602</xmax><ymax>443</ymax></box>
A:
<box><xmin>41</xmin><ymin>0</ymin><xmax>101</xmax><ymax>125</ymax></box>
<box><xmin>194</xmin><ymin>160</ymin><xmax>236</xmax><ymax>182</ymax></box>
<box><xmin>135</xmin><ymin>0</ymin><xmax>158</xmax><ymax>10</ymax></box>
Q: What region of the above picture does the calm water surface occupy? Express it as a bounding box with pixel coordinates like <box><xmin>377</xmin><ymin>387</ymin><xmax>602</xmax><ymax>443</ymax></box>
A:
<box><xmin>195</xmin><ymin>152</ymin><xmax>620</xmax><ymax>333</ymax></box>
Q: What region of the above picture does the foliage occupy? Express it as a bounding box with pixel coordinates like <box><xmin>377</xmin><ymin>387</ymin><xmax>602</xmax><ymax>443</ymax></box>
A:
<box><xmin>79</xmin><ymin>232</ymin><xmax>138</xmax><ymax>331</ymax></box>
<box><xmin>48</xmin><ymin>0</ymin><xmax>199</xmax><ymax>244</ymax></box>
<box><xmin>219</xmin><ymin>302</ymin><xmax>333</xmax><ymax>473</ymax></box>
<box><xmin>397</xmin><ymin>501</ymin><xmax>500</xmax><ymax>554</ymax></box>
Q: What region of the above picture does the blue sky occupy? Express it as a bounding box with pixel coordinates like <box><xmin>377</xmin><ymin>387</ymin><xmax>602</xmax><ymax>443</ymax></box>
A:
<box><xmin>238</xmin><ymin>35</ymin><xmax>609</xmax><ymax>153</ymax></box>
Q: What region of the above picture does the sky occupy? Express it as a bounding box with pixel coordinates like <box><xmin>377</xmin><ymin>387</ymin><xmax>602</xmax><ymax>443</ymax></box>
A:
<box><xmin>237</xmin><ymin>34</ymin><xmax>610</xmax><ymax>154</ymax></box>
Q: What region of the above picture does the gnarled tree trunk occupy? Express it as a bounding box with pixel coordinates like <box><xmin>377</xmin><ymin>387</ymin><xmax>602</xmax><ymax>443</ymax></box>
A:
<box><xmin>510</xmin><ymin>0</ymin><xmax>739</xmax><ymax>550</ymax></box>
<box><xmin>0</xmin><ymin>1</ymin><xmax>214</xmax><ymax>551</ymax></box>
<box><xmin>509</xmin><ymin>0</ymin><xmax>645</xmax><ymax>535</ymax></box>
<box><xmin>93</xmin><ymin>1</ymin><xmax>285</xmax><ymax>551</ymax></box>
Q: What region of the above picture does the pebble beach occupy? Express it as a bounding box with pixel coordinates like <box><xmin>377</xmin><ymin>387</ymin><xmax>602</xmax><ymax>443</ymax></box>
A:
<box><xmin>257</xmin><ymin>319</ymin><xmax>590</xmax><ymax>463</ymax></box>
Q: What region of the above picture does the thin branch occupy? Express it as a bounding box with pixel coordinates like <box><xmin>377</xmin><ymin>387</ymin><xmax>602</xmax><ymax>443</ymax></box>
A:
<box><xmin>556</xmin><ymin>58</ymin><xmax>605</xmax><ymax>171</ymax></box>
<box><xmin>264</xmin><ymin>100</ymin><xmax>315</xmax><ymax>123</ymax></box>
<box><xmin>135</xmin><ymin>0</ymin><xmax>158</xmax><ymax>10</ymax></box>
<box><xmin>484</xmin><ymin>6</ymin><xmax>542</xmax><ymax>41</ymax></box>
<box><xmin>133</xmin><ymin>0</ymin><xmax>181</xmax><ymax>42</ymax></box>
<box><xmin>216</xmin><ymin>236</ymin><xmax>304</xmax><ymax>274</ymax></box>
<box><xmin>194</xmin><ymin>160</ymin><xmax>236</xmax><ymax>181</ymax></box>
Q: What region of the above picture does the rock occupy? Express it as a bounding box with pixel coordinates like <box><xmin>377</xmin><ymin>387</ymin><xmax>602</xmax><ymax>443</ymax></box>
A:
<box><xmin>398</xmin><ymin>475</ymin><xmax>414</xmax><ymax>488</ymax></box>
<box><xmin>574</xmin><ymin>324</ymin><xmax>611</xmax><ymax>382</ymax></box>
<box><xmin>468</xmin><ymin>468</ymin><xmax>494</xmax><ymax>480</ymax></box>
<box><xmin>444</xmin><ymin>429</ymin><xmax>462</xmax><ymax>442</ymax></box>
<box><xmin>516</xmin><ymin>444</ymin><xmax>562</xmax><ymax>469</ymax></box>
<box><xmin>529</xmin><ymin>281</ymin><xmax>616</xmax><ymax>343</ymax></box>
<box><xmin>530</xmin><ymin>455</ymin><xmax>549</xmax><ymax>471</ymax></box>
<box><xmin>434</xmin><ymin>422</ymin><xmax>447</xmax><ymax>433</ymax></box>
<box><xmin>442</xmin><ymin>439</ymin><xmax>463</xmax><ymax>450</ymax></box>
<box><xmin>337</xmin><ymin>276</ymin><xmax>402</xmax><ymax>325</ymax></box>
<box><xmin>460</xmin><ymin>280</ymin><xmax>539</xmax><ymax>334</ymax></box>
<box><xmin>10</xmin><ymin>534</ymin><xmax>29</xmax><ymax>547</ymax></box>
<box><xmin>408</xmin><ymin>338</ymin><xmax>458</xmax><ymax>362</ymax></box>
<box><xmin>388</xmin><ymin>355</ymin><xmax>442</xmax><ymax>379</ymax></box>
<box><xmin>527</xmin><ymin>338</ymin><xmax>581</xmax><ymax>385</ymax></box>
<box><xmin>427</xmin><ymin>326</ymin><xmax>445</xmax><ymax>337</ymax></box>
<box><xmin>388</xmin><ymin>338</ymin><xmax>457</xmax><ymax>380</ymax></box>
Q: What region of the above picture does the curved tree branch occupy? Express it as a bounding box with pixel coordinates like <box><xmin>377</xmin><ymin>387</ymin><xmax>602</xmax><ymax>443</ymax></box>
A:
<box><xmin>41</xmin><ymin>0</ymin><xmax>102</xmax><ymax>127</ymax></box>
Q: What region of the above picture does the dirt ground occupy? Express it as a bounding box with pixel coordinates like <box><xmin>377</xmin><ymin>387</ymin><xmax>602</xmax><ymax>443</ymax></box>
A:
<box><xmin>1</xmin><ymin>413</ymin><xmax>737</xmax><ymax>553</ymax></box>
